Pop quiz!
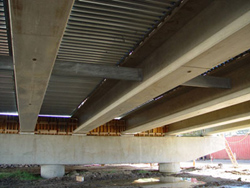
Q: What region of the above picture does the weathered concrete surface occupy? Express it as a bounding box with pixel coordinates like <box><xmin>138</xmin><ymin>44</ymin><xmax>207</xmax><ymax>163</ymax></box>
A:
<box><xmin>41</xmin><ymin>165</ymin><xmax>65</xmax><ymax>179</ymax></box>
<box><xmin>0</xmin><ymin>134</ymin><xmax>224</xmax><ymax>164</ymax></box>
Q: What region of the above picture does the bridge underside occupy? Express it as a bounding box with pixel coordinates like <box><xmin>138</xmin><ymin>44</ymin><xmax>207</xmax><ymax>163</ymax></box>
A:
<box><xmin>0</xmin><ymin>0</ymin><xmax>249</xmax><ymax>178</ymax></box>
<box><xmin>1</xmin><ymin>51</ymin><xmax>249</xmax><ymax>137</ymax></box>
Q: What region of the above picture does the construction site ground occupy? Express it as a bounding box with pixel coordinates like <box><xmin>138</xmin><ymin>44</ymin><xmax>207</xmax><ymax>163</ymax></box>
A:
<box><xmin>0</xmin><ymin>160</ymin><xmax>250</xmax><ymax>187</ymax></box>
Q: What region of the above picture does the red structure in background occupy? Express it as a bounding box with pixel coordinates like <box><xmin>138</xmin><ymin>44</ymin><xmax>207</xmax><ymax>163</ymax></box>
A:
<box><xmin>211</xmin><ymin>135</ymin><xmax>250</xmax><ymax>160</ymax></box>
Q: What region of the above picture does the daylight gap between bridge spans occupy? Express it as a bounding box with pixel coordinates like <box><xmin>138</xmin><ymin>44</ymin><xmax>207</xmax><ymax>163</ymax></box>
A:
<box><xmin>74</xmin><ymin>0</ymin><xmax>250</xmax><ymax>134</ymax></box>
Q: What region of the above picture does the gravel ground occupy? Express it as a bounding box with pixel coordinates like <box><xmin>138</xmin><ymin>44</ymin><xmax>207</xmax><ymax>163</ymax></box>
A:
<box><xmin>0</xmin><ymin>160</ymin><xmax>250</xmax><ymax>187</ymax></box>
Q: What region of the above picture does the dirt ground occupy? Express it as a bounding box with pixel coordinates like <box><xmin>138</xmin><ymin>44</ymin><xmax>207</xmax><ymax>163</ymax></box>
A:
<box><xmin>1</xmin><ymin>160</ymin><xmax>250</xmax><ymax>187</ymax></box>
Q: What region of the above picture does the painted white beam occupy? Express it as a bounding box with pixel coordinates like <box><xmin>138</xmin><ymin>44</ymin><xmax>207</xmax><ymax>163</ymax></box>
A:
<box><xmin>182</xmin><ymin>75</ymin><xmax>231</xmax><ymax>89</ymax></box>
<box><xmin>0</xmin><ymin>56</ymin><xmax>143</xmax><ymax>81</ymax></box>
<box><xmin>0</xmin><ymin>134</ymin><xmax>224</xmax><ymax>164</ymax></box>
<box><xmin>205</xmin><ymin>119</ymin><xmax>250</xmax><ymax>135</ymax></box>
<box><xmin>123</xmin><ymin>58</ymin><xmax>250</xmax><ymax>133</ymax></box>
<box><xmin>9</xmin><ymin>0</ymin><xmax>74</xmax><ymax>132</ymax></box>
<box><xmin>166</xmin><ymin>101</ymin><xmax>250</xmax><ymax>136</ymax></box>
<box><xmin>74</xmin><ymin>0</ymin><xmax>250</xmax><ymax>133</ymax></box>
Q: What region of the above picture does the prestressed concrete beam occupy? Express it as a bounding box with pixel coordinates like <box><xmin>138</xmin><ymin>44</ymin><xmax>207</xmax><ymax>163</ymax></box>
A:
<box><xmin>0</xmin><ymin>134</ymin><xmax>224</xmax><ymax>164</ymax></box>
<box><xmin>123</xmin><ymin>55</ymin><xmax>250</xmax><ymax>134</ymax></box>
<box><xmin>0</xmin><ymin>56</ymin><xmax>143</xmax><ymax>81</ymax></box>
<box><xmin>9</xmin><ymin>0</ymin><xmax>74</xmax><ymax>132</ymax></box>
<box><xmin>182</xmin><ymin>75</ymin><xmax>231</xmax><ymax>89</ymax></box>
<box><xmin>53</xmin><ymin>61</ymin><xmax>143</xmax><ymax>81</ymax></box>
<box><xmin>166</xmin><ymin>101</ymin><xmax>250</xmax><ymax>136</ymax></box>
<box><xmin>205</xmin><ymin>119</ymin><xmax>250</xmax><ymax>135</ymax></box>
<box><xmin>74</xmin><ymin>0</ymin><xmax>250</xmax><ymax>133</ymax></box>
<box><xmin>1</xmin><ymin>57</ymin><xmax>229</xmax><ymax>84</ymax></box>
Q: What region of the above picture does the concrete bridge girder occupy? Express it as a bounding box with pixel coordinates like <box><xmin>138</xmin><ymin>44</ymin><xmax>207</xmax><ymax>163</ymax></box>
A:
<box><xmin>74</xmin><ymin>0</ymin><xmax>250</xmax><ymax>133</ymax></box>
<box><xmin>124</xmin><ymin>56</ymin><xmax>250</xmax><ymax>134</ymax></box>
<box><xmin>9</xmin><ymin>0</ymin><xmax>74</xmax><ymax>132</ymax></box>
<box><xmin>205</xmin><ymin>119</ymin><xmax>250</xmax><ymax>135</ymax></box>
<box><xmin>166</xmin><ymin>100</ymin><xmax>250</xmax><ymax>136</ymax></box>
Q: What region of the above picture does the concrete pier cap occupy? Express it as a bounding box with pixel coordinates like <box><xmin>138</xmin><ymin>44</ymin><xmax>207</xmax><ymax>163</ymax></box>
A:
<box><xmin>40</xmin><ymin>165</ymin><xmax>65</xmax><ymax>179</ymax></box>
<box><xmin>159</xmin><ymin>162</ymin><xmax>180</xmax><ymax>174</ymax></box>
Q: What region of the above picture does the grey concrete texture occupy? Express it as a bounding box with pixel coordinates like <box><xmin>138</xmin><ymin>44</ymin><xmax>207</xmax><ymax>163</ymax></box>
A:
<box><xmin>0</xmin><ymin>56</ymin><xmax>143</xmax><ymax>81</ymax></box>
<box><xmin>159</xmin><ymin>162</ymin><xmax>180</xmax><ymax>173</ymax></box>
<box><xmin>9</xmin><ymin>0</ymin><xmax>74</xmax><ymax>132</ymax></box>
<box><xmin>0</xmin><ymin>134</ymin><xmax>224</xmax><ymax>165</ymax></box>
<box><xmin>75</xmin><ymin>0</ymin><xmax>250</xmax><ymax>133</ymax></box>
<box><xmin>40</xmin><ymin>165</ymin><xmax>65</xmax><ymax>179</ymax></box>
<box><xmin>124</xmin><ymin>57</ymin><xmax>250</xmax><ymax>134</ymax></box>
<box><xmin>205</xmin><ymin>119</ymin><xmax>250</xmax><ymax>135</ymax></box>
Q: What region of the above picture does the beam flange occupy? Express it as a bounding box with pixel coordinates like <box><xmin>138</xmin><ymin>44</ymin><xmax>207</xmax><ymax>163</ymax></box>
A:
<box><xmin>9</xmin><ymin>0</ymin><xmax>74</xmax><ymax>132</ymax></box>
<box><xmin>182</xmin><ymin>75</ymin><xmax>231</xmax><ymax>88</ymax></box>
<box><xmin>165</xmin><ymin>101</ymin><xmax>250</xmax><ymax>136</ymax></box>
<box><xmin>205</xmin><ymin>119</ymin><xmax>250</xmax><ymax>135</ymax></box>
<box><xmin>53</xmin><ymin>61</ymin><xmax>143</xmax><ymax>81</ymax></box>
<box><xmin>74</xmin><ymin>0</ymin><xmax>250</xmax><ymax>133</ymax></box>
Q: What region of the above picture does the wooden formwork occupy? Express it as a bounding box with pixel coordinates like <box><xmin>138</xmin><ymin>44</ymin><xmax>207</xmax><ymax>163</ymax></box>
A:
<box><xmin>134</xmin><ymin>126</ymin><xmax>168</xmax><ymax>137</ymax></box>
<box><xmin>88</xmin><ymin>120</ymin><xmax>168</xmax><ymax>137</ymax></box>
<box><xmin>0</xmin><ymin>116</ymin><xmax>19</xmax><ymax>134</ymax></box>
<box><xmin>0</xmin><ymin>115</ymin><xmax>169</xmax><ymax>136</ymax></box>
<box><xmin>88</xmin><ymin>120</ymin><xmax>126</xmax><ymax>136</ymax></box>
<box><xmin>0</xmin><ymin>116</ymin><xmax>78</xmax><ymax>135</ymax></box>
<box><xmin>35</xmin><ymin>117</ymin><xmax>78</xmax><ymax>135</ymax></box>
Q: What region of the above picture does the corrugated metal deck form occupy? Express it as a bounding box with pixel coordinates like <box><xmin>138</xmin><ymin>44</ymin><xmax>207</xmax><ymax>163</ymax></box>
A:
<box><xmin>0</xmin><ymin>0</ymin><xmax>10</xmax><ymax>56</ymax></box>
<box><xmin>0</xmin><ymin>70</ymin><xmax>16</xmax><ymax>113</ymax></box>
<box><xmin>40</xmin><ymin>76</ymin><xmax>102</xmax><ymax>115</ymax></box>
<box><xmin>0</xmin><ymin>0</ymin><xmax>15</xmax><ymax>113</ymax></box>
<box><xmin>41</xmin><ymin>0</ymin><xmax>181</xmax><ymax>116</ymax></box>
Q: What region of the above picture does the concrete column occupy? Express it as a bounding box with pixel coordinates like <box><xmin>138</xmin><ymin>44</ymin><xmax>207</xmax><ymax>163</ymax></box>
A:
<box><xmin>40</xmin><ymin>165</ymin><xmax>65</xmax><ymax>179</ymax></box>
<box><xmin>159</xmin><ymin>162</ymin><xmax>180</xmax><ymax>174</ymax></box>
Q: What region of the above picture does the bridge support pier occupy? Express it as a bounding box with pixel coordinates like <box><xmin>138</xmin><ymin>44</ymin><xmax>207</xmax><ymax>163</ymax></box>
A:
<box><xmin>40</xmin><ymin>165</ymin><xmax>65</xmax><ymax>179</ymax></box>
<box><xmin>0</xmin><ymin>134</ymin><xmax>224</xmax><ymax>179</ymax></box>
<box><xmin>159</xmin><ymin>162</ymin><xmax>180</xmax><ymax>174</ymax></box>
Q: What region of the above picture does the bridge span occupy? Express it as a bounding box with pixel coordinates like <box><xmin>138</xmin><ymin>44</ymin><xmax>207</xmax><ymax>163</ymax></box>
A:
<box><xmin>0</xmin><ymin>0</ymin><xmax>249</xmax><ymax>178</ymax></box>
